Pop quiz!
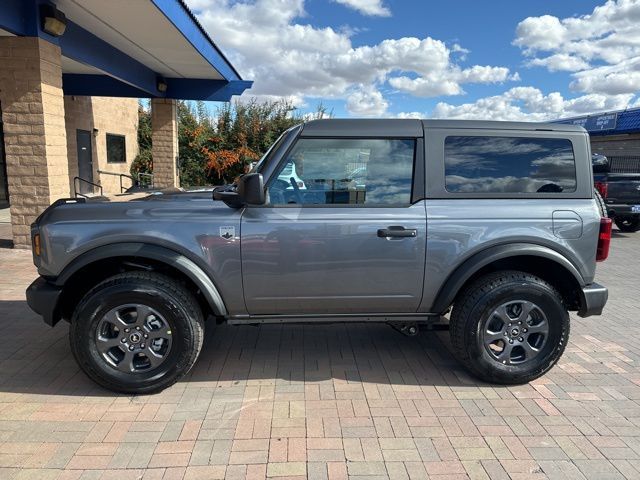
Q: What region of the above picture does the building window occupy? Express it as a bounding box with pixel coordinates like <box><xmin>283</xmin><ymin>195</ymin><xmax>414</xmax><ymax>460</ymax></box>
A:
<box><xmin>444</xmin><ymin>136</ymin><xmax>577</xmax><ymax>194</ymax></box>
<box><xmin>106</xmin><ymin>134</ymin><xmax>126</xmax><ymax>163</ymax></box>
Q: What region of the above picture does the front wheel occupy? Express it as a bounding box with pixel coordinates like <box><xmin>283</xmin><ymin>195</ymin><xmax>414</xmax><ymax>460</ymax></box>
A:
<box><xmin>69</xmin><ymin>272</ymin><xmax>205</xmax><ymax>394</ymax></box>
<box><xmin>450</xmin><ymin>271</ymin><xmax>569</xmax><ymax>384</ymax></box>
<box><xmin>615</xmin><ymin>216</ymin><xmax>640</xmax><ymax>232</ymax></box>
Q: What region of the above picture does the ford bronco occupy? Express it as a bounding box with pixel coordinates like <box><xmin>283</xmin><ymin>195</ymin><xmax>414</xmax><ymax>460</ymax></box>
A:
<box><xmin>26</xmin><ymin>119</ymin><xmax>611</xmax><ymax>393</ymax></box>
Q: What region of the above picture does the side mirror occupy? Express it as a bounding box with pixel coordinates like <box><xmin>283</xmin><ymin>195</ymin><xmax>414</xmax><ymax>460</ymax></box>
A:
<box><xmin>213</xmin><ymin>173</ymin><xmax>265</xmax><ymax>208</ymax></box>
<box><xmin>238</xmin><ymin>173</ymin><xmax>265</xmax><ymax>205</ymax></box>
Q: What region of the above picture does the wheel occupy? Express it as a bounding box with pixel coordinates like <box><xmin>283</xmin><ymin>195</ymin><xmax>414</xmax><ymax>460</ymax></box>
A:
<box><xmin>615</xmin><ymin>216</ymin><xmax>640</xmax><ymax>233</ymax></box>
<box><xmin>450</xmin><ymin>271</ymin><xmax>569</xmax><ymax>384</ymax></box>
<box><xmin>69</xmin><ymin>272</ymin><xmax>205</xmax><ymax>394</ymax></box>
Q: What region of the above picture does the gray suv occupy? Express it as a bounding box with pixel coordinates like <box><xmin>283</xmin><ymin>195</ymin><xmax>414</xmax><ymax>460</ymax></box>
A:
<box><xmin>26</xmin><ymin>119</ymin><xmax>611</xmax><ymax>393</ymax></box>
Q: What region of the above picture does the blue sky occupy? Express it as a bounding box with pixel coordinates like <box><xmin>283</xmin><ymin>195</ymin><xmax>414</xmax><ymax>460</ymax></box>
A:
<box><xmin>188</xmin><ymin>0</ymin><xmax>640</xmax><ymax>120</ymax></box>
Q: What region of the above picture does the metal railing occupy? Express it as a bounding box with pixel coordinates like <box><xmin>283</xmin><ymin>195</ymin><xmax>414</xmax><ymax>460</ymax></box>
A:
<box><xmin>137</xmin><ymin>173</ymin><xmax>154</xmax><ymax>189</ymax></box>
<box><xmin>73</xmin><ymin>176</ymin><xmax>103</xmax><ymax>198</ymax></box>
<box><xmin>98</xmin><ymin>170</ymin><xmax>155</xmax><ymax>193</ymax></box>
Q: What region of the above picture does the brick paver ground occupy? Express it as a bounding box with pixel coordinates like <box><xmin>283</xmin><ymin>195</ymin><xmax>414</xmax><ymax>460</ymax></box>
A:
<box><xmin>0</xmin><ymin>229</ymin><xmax>639</xmax><ymax>479</ymax></box>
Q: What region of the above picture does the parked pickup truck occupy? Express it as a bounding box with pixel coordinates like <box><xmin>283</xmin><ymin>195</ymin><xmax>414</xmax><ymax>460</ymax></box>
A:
<box><xmin>593</xmin><ymin>154</ymin><xmax>640</xmax><ymax>232</ymax></box>
<box><xmin>26</xmin><ymin>119</ymin><xmax>610</xmax><ymax>393</ymax></box>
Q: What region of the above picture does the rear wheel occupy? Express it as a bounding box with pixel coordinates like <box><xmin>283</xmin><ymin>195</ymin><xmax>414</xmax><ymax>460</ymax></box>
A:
<box><xmin>69</xmin><ymin>272</ymin><xmax>204</xmax><ymax>394</ymax></box>
<box><xmin>450</xmin><ymin>271</ymin><xmax>569</xmax><ymax>384</ymax></box>
<box><xmin>615</xmin><ymin>216</ymin><xmax>640</xmax><ymax>232</ymax></box>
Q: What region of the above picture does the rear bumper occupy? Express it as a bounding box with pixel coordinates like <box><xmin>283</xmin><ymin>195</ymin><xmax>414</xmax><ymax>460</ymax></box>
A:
<box><xmin>577</xmin><ymin>283</ymin><xmax>608</xmax><ymax>318</ymax></box>
<box><xmin>606</xmin><ymin>204</ymin><xmax>640</xmax><ymax>217</ymax></box>
<box><xmin>26</xmin><ymin>277</ymin><xmax>62</xmax><ymax>326</ymax></box>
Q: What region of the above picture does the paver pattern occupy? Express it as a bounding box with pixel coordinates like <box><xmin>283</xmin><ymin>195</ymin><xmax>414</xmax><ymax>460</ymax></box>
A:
<box><xmin>0</xmin><ymin>229</ymin><xmax>639</xmax><ymax>480</ymax></box>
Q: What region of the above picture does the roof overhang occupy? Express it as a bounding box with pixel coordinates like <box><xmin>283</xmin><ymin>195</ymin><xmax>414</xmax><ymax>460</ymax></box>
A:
<box><xmin>0</xmin><ymin>0</ymin><xmax>252</xmax><ymax>100</ymax></box>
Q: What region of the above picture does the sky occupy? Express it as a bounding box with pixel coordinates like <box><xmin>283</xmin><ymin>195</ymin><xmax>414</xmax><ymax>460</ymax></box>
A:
<box><xmin>185</xmin><ymin>0</ymin><xmax>640</xmax><ymax>120</ymax></box>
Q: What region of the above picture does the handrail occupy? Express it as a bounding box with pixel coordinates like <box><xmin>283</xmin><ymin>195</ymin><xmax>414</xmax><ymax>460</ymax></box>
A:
<box><xmin>137</xmin><ymin>172</ymin><xmax>154</xmax><ymax>189</ymax></box>
<box><xmin>73</xmin><ymin>176</ymin><xmax>103</xmax><ymax>198</ymax></box>
<box><xmin>98</xmin><ymin>170</ymin><xmax>155</xmax><ymax>192</ymax></box>
<box><xmin>98</xmin><ymin>170</ymin><xmax>135</xmax><ymax>193</ymax></box>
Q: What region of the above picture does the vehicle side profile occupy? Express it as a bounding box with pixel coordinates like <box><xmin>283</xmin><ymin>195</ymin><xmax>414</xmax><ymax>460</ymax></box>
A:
<box><xmin>26</xmin><ymin>119</ymin><xmax>611</xmax><ymax>393</ymax></box>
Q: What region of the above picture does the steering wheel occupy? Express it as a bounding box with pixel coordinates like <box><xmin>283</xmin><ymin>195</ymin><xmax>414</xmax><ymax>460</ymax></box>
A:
<box><xmin>289</xmin><ymin>177</ymin><xmax>304</xmax><ymax>204</ymax></box>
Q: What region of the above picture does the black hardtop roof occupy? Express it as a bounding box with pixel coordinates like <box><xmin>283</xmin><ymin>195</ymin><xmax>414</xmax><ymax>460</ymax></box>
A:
<box><xmin>300</xmin><ymin>118</ymin><xmax>587</xmax><ymax>137</ymax></box>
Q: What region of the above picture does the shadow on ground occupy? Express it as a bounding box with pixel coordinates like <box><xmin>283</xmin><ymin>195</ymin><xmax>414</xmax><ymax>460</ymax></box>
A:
<box><xmin>0</xmin><ymin>300</ymin><xmax>481</xmax><ymax>397</ymax></box>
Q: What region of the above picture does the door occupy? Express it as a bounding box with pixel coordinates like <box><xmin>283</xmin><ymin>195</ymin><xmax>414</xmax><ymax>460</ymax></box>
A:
<box><xmin>0</xmin><ymin>115</ymin><xmax>9</xmax><ymax>208</ymax></box>
<box><xmin>241</xmin><ymin>137</ymin><xmax>426</xmax><ymax>316</ymax></box>
<box><xmin>76</xmin><ymin>129</ymin><xmax>93</xmax><ymax>194</ymax></box>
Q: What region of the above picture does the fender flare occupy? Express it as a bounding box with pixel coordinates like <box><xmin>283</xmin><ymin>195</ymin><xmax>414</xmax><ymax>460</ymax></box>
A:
<box><xmin>55</xmin><ymin>243</ymin><xmax>228</xmax><ymax>317</ymax></box>
<box><xmin>430</xmin><ymin>243</ymin><xmax>586</xmax><ymax>314</ymax></box>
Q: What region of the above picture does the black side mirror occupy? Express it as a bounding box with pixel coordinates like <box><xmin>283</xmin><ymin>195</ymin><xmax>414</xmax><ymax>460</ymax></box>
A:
<box><xmin>213</xmin><ymin>173</ymin><xmax>265</xmax><ymax>208</ymax></box>
<box><xmin>238</xmin><ymin>173</ymin><xmax>265</xmax><ymax>205</ymax></box>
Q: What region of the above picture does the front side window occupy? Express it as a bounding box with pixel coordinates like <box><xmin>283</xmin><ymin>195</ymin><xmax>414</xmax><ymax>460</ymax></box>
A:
<box><xmin>106</xmin><ymin>134</ymin><xmax>126</xmax><ymax>164</ymax></box>
<box><xmin>444</xmin><ymin>136</ymin><xmax>577</xmax><ymax>194</ymax></box>
<box><xmin>268</xmin><ymin>138</ymin><xmax>415</xmax><ymax>206</ymax></box>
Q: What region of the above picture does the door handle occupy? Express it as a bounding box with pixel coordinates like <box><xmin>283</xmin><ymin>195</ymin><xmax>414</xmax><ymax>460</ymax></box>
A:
<box><xmin>377</xmin><ymin>226</ymin><xmax>417</xmax><ymax>238</ymax></box>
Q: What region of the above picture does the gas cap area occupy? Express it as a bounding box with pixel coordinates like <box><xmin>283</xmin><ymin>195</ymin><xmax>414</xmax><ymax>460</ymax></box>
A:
<box><xmin>552</xmin><ymin>210</ymin><xmax>583</xmax><ymax>239</ymax></box>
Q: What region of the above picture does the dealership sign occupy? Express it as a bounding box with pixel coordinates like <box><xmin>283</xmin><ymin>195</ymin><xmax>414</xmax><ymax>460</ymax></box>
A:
<box><xmin>563</xmin><ymin>112</ymin><xmax>618</xmax><ymax>132</ymax></box>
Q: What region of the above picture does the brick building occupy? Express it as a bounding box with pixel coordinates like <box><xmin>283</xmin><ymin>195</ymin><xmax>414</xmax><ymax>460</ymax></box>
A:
<box><xmin>0</xmin><ymin>0</ymin><xmax>251</xmax><ymax>248</ymax></box>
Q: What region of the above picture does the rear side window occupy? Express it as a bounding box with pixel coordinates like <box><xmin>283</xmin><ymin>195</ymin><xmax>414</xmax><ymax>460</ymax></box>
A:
<box><xmin>444</xmin><ymin>136</ymin><xmax>577</xmax><ymax>194</ymax></box>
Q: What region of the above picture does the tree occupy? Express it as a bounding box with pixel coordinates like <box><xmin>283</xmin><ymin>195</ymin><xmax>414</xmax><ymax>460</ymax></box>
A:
<box><xmin>132</xmin><ymin>98</ymin><xmax>331</xmax><ymax>188</ymax></box>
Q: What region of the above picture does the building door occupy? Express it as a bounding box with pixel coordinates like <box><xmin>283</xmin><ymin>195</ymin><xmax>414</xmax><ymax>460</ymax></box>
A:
<box><xmin>76</xmin><ymin>129</ymin><xmax>93</xmax><ymax>194</ymax></box>
<box><xmin>0</xmin><ymin>113</ymin><xmax>9</xmax><ymax>208</ymax></box>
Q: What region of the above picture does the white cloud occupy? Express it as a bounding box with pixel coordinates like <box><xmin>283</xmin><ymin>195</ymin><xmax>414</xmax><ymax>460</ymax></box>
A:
<box><xmin>346</xmin><ymin>85</ymin><xmax>389</xmax><ymax>116</ymax></box>
<box><xmin>186</xmin><ymin>0</ymin><xmax>516</xmax><ymax>108</ymax></box>
<box><xmin>333</xmin><ymin>0</ymin><xmax>391</xmax><ymax>17</ymax></box>
<box><xmin>389</xmin><ymin>65</ymin><xmax>515</xmax><ymax>97</ymax></box>
<box><xmin>515</xmin><ymin>0</ymin><xmax>640</xmax><ymax>95</ymax></box>
<box><xmin>430</xmin><ymin>87</ymin><xmax>635</xmax><ymax>121</ymax></box>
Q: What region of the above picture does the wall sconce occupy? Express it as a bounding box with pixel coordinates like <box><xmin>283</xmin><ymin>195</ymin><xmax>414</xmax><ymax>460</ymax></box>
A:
<box><xmin>92</xmin><ymin>128</ymin><xmax>99</xmax><ymax>136</ymax></box>
<box><xmin>41</xmin><ymin>5</ymin><xmax>68</xmax><ymax>37</ymax></box>
<box><xmin>157</xmin><ymin>77</ymin><xmax>168</xmax><ymax>93</ymax></box>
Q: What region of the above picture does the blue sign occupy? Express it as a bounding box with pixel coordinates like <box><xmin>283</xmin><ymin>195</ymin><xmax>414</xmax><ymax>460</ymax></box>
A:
<box><xmin>564</xmin><ymin>113</ymin><xmax>618</xmax><ymax>132</ymax></box>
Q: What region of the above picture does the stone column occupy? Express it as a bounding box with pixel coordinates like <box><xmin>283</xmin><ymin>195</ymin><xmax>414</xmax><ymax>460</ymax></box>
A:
<box><xmin>151</xmin><ymin>98</ymin><xmax>179</xmax><ymax>189</ymax></box>
<box><xmin>0</xmin><ymin>37</ymin><xmax>70</xmax><ymax>248</ymax></box>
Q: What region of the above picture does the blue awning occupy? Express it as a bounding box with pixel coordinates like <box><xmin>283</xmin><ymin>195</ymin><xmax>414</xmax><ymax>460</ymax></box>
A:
<box><xmin>554</xmin><ymin>108</ymin><xmax>640</xmax><ymax>136</ymax></box>
<box><xmin>0</xmin><ymin>0</ymin><xmax>252</xmax><ymax>101</ymax></box>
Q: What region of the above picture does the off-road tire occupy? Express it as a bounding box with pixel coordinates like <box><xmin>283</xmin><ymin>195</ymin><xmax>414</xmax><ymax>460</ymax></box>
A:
<box><xmin>615</xmin><ymin>217</ymin><xmax>640</xmax><ymax>233</ymax></box>
<box><xmin>70</xmin><ymin>272</ymin><xmax>205</xmax><ymax>394</ymax></box>
<box><xmin>450</xmin><ymin>270</ymin><xmax>569</xmax><ymax>385</ymax></box>
<box><xmin>593</xmin><ymin>187</ymin><xmax>607</xmax><ymax>218</ymax></box>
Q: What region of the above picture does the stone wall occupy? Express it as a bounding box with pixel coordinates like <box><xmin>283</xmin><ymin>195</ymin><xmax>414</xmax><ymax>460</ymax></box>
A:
<box><xmin>0</xmin><ymin>37</ymin><xmax>70</xmax><ymax>248</ymax></box>
<box><xmin>151</xmin><ymin>98</ymin><xmax>179</xmax><ymax>189</ymax></box>
<box><xmin>64</xmin><ymin>96</ymin><xmax>139</xmax><ymax>195</ymax></box>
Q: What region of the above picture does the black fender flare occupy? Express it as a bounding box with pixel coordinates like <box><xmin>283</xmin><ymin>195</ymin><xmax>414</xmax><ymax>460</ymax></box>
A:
<box><xmin>55</xmin><ymin>243</ymin><xmax>228</xmax><ymax>317</ymax></box>
<box><xmin>430</xmin><ymin>243</ymin><xmax>586</xmax><ymax>314</ymax></box>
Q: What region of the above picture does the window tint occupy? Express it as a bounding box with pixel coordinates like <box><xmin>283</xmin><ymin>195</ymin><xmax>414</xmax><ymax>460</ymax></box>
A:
<box><xmin>444</xmin><ymin>136</ymin><xmax>577</xmax><ymax>194</ymax></box>
<box><xmin>106</xmin><ymin>134</ymin><xmax>126</xmax><ymax>164</ymax></box>
<box><xmin>268</xmin><ymin>138</ymin><xmax>415</xmax><ymax>206</ymax></box>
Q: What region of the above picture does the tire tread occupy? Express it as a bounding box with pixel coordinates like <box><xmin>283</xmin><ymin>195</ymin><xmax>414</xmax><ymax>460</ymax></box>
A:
<box><xmin>70</xmin><ymin>271</ymin><xmax>204</xmax><ymax>394</ymax></box>
<box><xmin>450</xmin><ymin>270</ymin><xmax>569</xmax><ymax>385</ymax></box>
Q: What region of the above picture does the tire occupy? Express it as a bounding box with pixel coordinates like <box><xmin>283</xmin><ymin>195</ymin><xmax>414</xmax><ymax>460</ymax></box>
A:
<box><xmin>593</xmin><ymin>187</ymin><xmax>607</xmax><ymax>218</ymax></box>
<box><xmin>450</xmin><ymin>270</ymin><xmax>569</xmax><ymax>385</ymax></box>
<box><xmin>615</xmin><ymin>216</ymin><xmax>640</xmax><ymax>233</ymax></box>
<box><xmin>69</xmin><ymin>272</ymin><xmax>205</xmax><ymax>394</ymax></box>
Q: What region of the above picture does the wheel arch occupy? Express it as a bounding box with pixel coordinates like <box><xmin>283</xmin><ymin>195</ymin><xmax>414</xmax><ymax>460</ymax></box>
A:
<box><xmin>54</xmin><ymin>243</ymin><xmax>227</xmax><ymax>323</ymax></box>
<box><xmin>431</xmin><ymin>243</ymin><xmax>586</xmax><ymax>314</ymax></box>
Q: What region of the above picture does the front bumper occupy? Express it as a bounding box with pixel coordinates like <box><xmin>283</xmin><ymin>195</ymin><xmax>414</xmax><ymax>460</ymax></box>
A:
<box><xmin>577</xmin><ymin>282</ymin><xmax>608</xmax><ymax>318</ymax></box>
<box><xmin>26</xmin><ymin>277</ymin><xmax>62</xmax><ymax>326</ymax></box>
